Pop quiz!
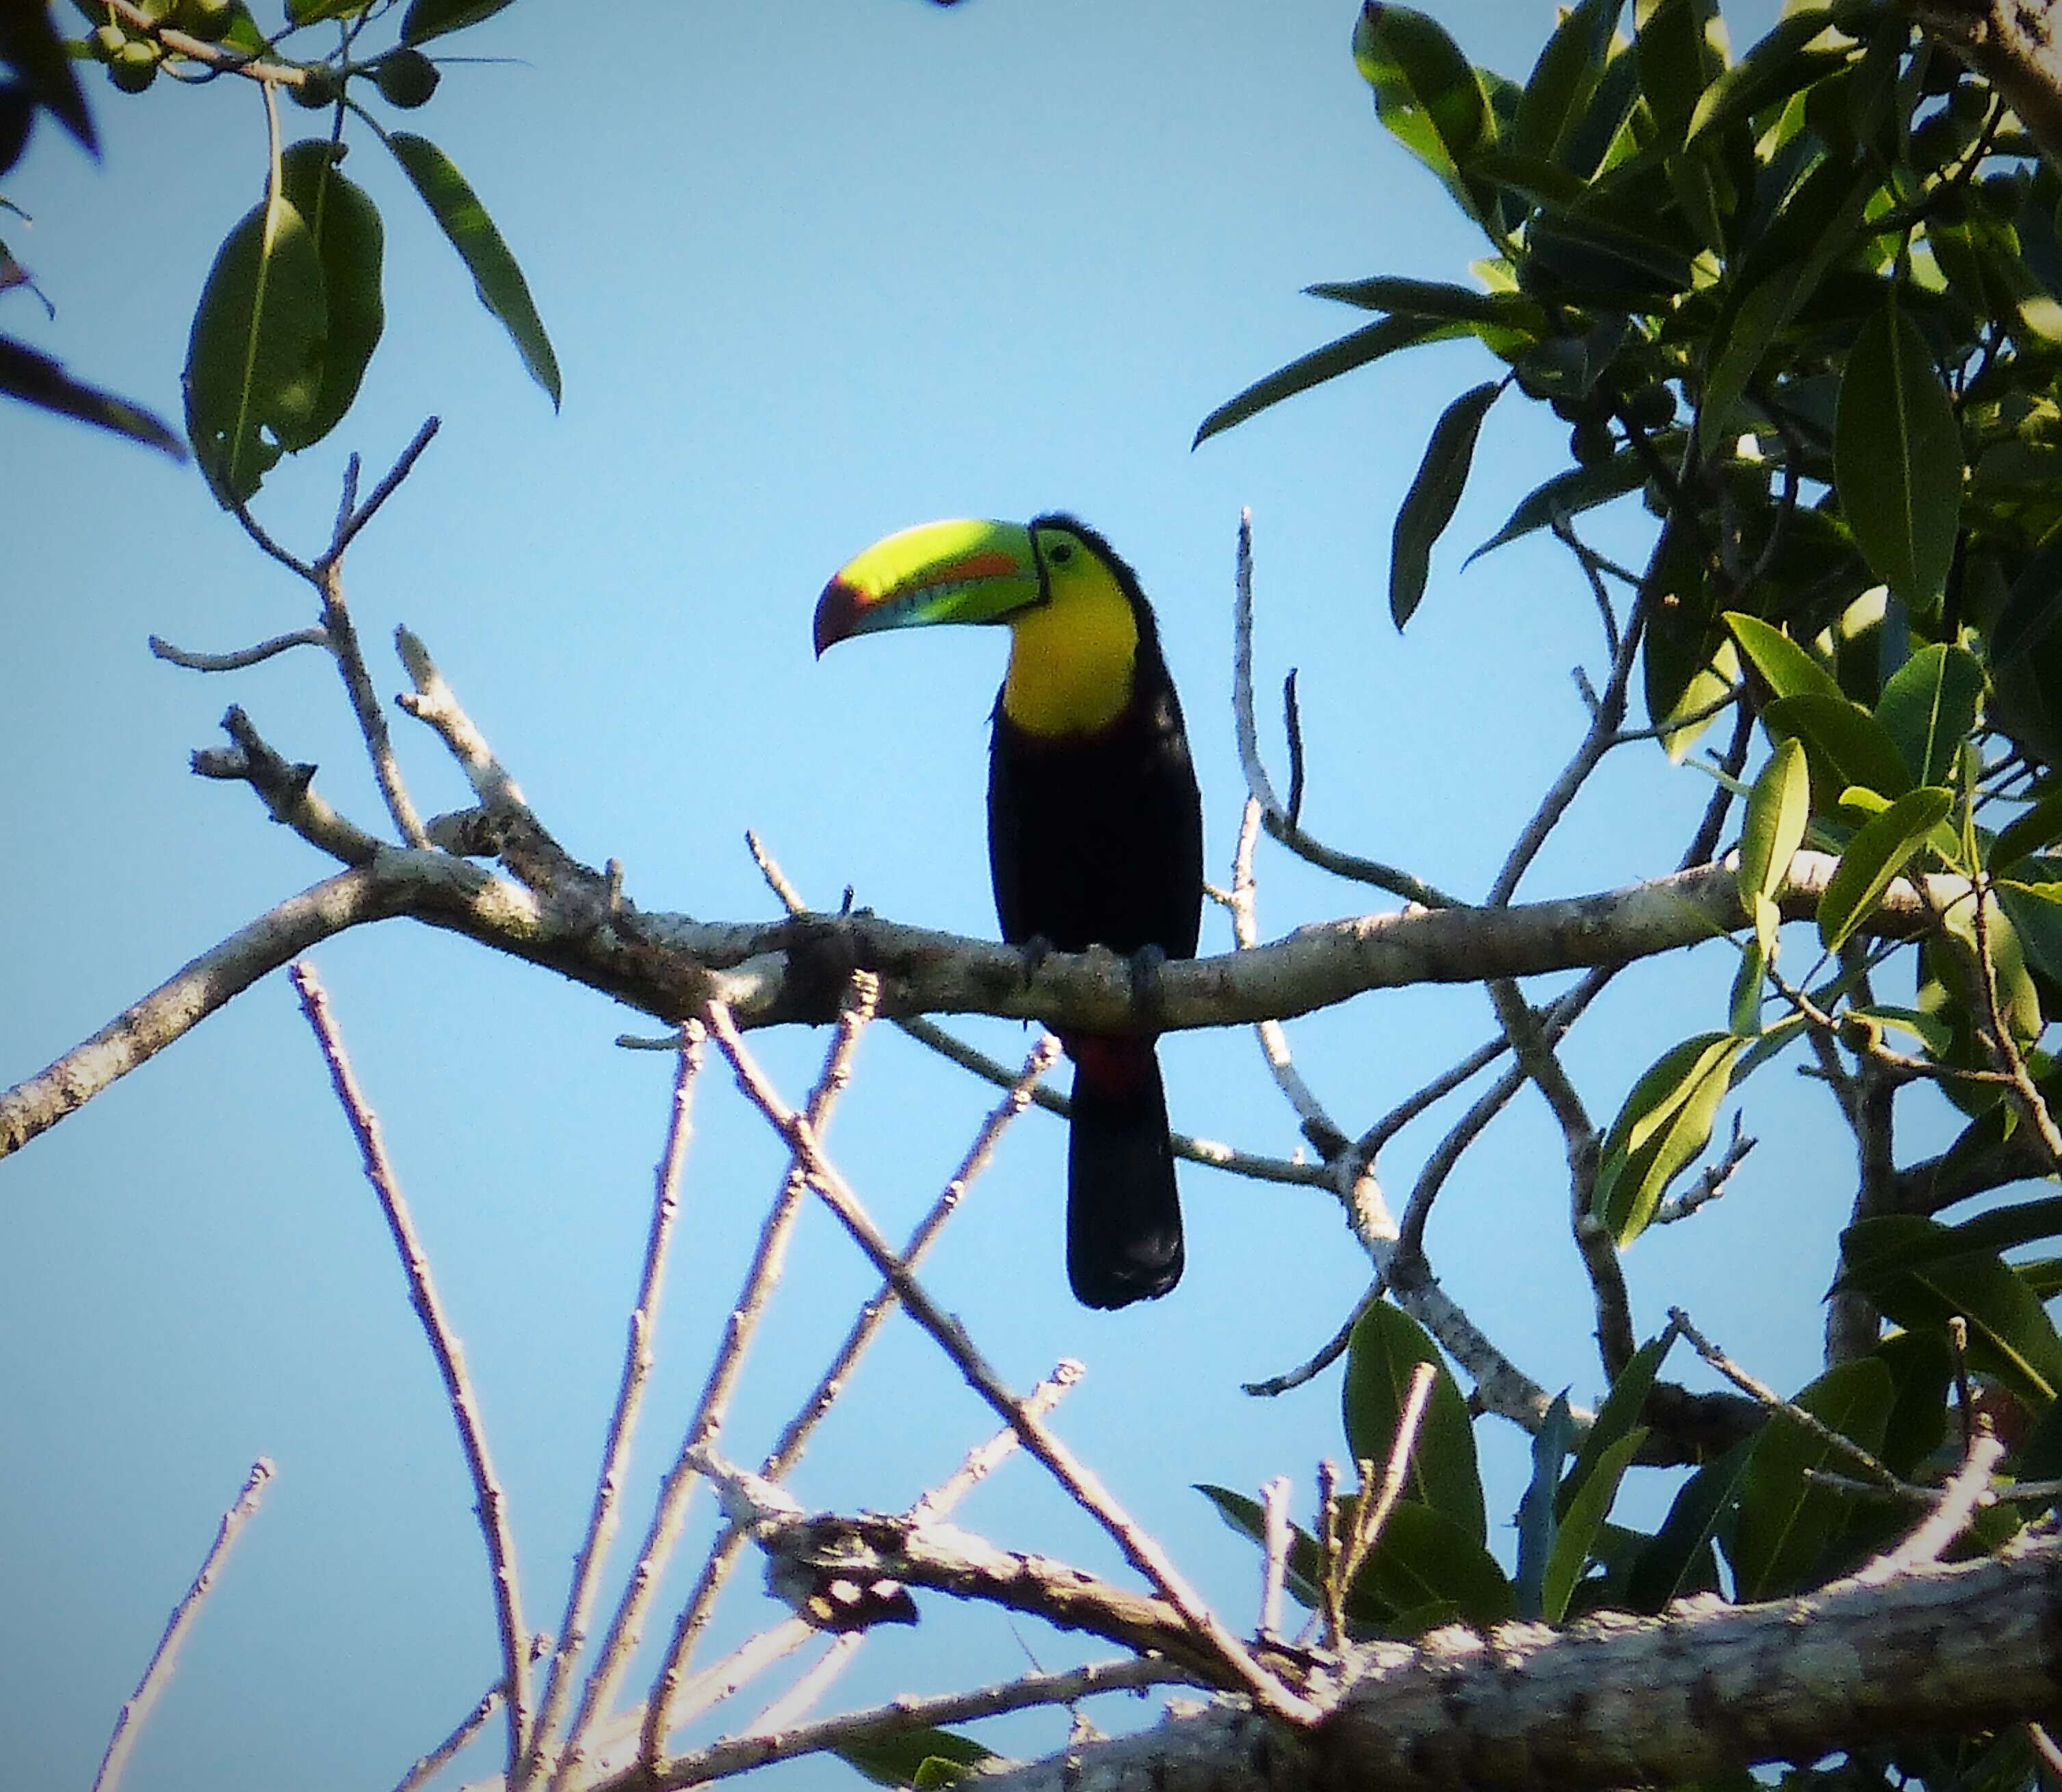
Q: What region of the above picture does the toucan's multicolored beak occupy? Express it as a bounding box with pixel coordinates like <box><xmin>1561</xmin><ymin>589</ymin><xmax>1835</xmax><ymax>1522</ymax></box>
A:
<box><xmin>814</xmin><ymin>519</ymin><xmax>1045</xmax><ymax>657</ymax></box>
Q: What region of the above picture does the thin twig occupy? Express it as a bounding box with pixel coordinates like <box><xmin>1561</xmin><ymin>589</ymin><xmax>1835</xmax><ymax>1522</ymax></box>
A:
<box><xmin>289</xmin><ymin>962</ymin><xmax>531</xmax><ymax>1776</ymax></box>
<box><xmin>561</xmin><ymin>978</ymin><xmax>883</xmax><ymax>1787</ymax></box>
<box><xmin>148</xmin><ymin>627</ymin><xmax>328</xmax><ymax>671</ymax></box>
<box><xmin>1846</xmin><ymin>1432</ymin><xmax>2007</xmax><ymax>1585</ymax></box>
<box><xmin>644</xmin><ymin>1033</ymin><xmax>1065</xmax><ymax>1753</ymax></box>
<box><xmin>324</xmin><ymin>417</ymin><xmax>442</xmax><ymax>566</ymax></box>
<box><xmin>1283</xmin><ymin>670</ymin><xmax>1306</xmax><ymax>830</ymax></box>
<box><xmin>1671</xmin><ymin>1307</ymin><xmax>1903</xmax><ymax>1493</ymax></box>
<box><xmin>1650</xmin><ymin>1114</ymin><xmax>1754</xmax><ymax>1225</ymax></box>
<box><xmin>391</xmin><ymin>1687</ymin><xmax>504</xmax><ymax>1792</ymax></box>
<box><xmin>704</xmin><ymin>1001</ymin><xmax>1322</xmax><ymax>1725</ymax></box>
<box><xmin>642</xmin><ymin>1657</ymin><xmax>1191</xmax><ymax>1791</ymax></box>
<box><xmin>1336</xmin><ymin>1360</ymin><xmax>1437</xmax><ymax>1596</ymax></box>
<box><xmin>525</xmin><ymin>1027</ymin><xmax>706</xmax><ymax>1788</ymax></box>
<box><xmin>909</xmin><ymin>1360</ymin><xmax>1086</xmax><ymax>1526</ymax></box>
<box><xmin>1244</xmin><ymin>1282</ymin><xmax>1379</xmax><ymax>1399</ymax></box>
<box><xmin>1316</xmin><ymin>1458</ymin><xmax>1344</xmax><ymax>1652</ymax></box>
<box><xmin>1259</xmin><ymin>1475</ymin><xmax>1292</xmax><ymax>1642</ymax></box>
<box><xmin>92</xmin><ymin>1459</ymin><xmax>274</xmax><ymax>1792</ymax></box>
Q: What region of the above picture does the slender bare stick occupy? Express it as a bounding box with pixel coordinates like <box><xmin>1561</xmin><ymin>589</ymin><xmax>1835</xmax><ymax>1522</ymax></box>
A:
<box><xmin>636</xmin><ymin>1657</ymin><xmax>1189</xmax><ymax>1792</ymax></box>
<box><xmin>642</xmin><ymin>1033</ymin><xmax>1063</xmax><ymax>1755</ymax></box>
<box><xmin>909</xmin><ymin>1361</ymin><xmax>1086</xmax><ymax>1525</ymax></box>
<box><xmin>559</xmin><ymin>979</ymin><xmax>881</xmax><ymax>1789</ymax></box>
<box><xmin>289</xmin><ymin>961</ymin><xmax>531</xmax><ymax>1776</ymax></box>
<box><xmin>1244</xmin><ymin>1286</ymin><xmax>1379</xmax><ymax>1399</ymax></box>
<box><xmin>1316</xmin><ymin>1458</ymin><xmax>1344</xmax><ymax>1652</ymax></box>
<box><xmin>525</xmin><ymin>1026</ymin><xmax>706</xmax><ymax>1788</ymax></box>
<box><xmin>1847</xmin><ymin>1431</ymin><xmax>2007</xmax><ymax>1586</ymax></box>
<box><xmin>148</xmin><ymin>627</ymin><xmax>328</xmax><ymax>671</ymax></box>
<box><xmin>92</xmin><ymin>1458</ymin><xmax>274</xmax><ymax>1792</ymax></box>
<box><xmin>1231</xmin><ymin>512</ymin><xmax>1457</xmax><ymax>910</ymax></box>
<box><xmin>391</xmin><ymin>1687</ymin><xmax>504</xmax><ymax>1792</ymax></box>
<box><xmin>1259</xmin><ymin>1475</ymin><xmax>1292</xmax><ymax>1642</ymax></box>
<box><xmin>704</xmin><ymin>1001</ymin><xmax>1321</xmax><ymax>1726</ymax></box>
<box><xmin>1337</xmin><ymin>1362</ymin><xmax>1437</xmax><ymax>1596</ymax></box>
<box><xmin>325</xmin><ymin>417</ymin><xmax>441</xmax><ymax>563</ymax></box>
<box><xmin>1671</xmin><ymin>1307</ymin><xmax>1902</xmax><ymax>1492</ymax></box>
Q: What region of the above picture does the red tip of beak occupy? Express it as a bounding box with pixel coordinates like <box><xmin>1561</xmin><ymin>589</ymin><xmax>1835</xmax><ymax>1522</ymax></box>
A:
<box><xmin>813</xmin><ymin>577</ymin><xmax>865</xmax><ymax>658</ymax></box>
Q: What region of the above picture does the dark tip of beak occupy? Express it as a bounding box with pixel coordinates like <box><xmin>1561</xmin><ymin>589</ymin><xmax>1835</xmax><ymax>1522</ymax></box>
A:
<box><xmin>813</xmin><ymin>577</ymin><xmax>865</xmax><ymax>658</ymax></box>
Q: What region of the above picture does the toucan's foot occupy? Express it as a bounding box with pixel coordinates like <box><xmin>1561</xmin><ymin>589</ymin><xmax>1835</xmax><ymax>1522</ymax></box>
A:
<box><xmin>1127</xmin><ymin>943</ymin><xmax>1169</xmax><ymax>1022</ymax></box>
<box><xmin>1017</xmin><ymin>934</ymin><xmax>1054</xmax><ymax>988</ymax></box>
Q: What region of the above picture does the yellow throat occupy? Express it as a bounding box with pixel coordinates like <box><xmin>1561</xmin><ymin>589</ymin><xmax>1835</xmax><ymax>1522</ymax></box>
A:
<box><xmin>1000</xmin><ymin>531</ymin><xmax>1140</xmax><ymax>738</ymax></box>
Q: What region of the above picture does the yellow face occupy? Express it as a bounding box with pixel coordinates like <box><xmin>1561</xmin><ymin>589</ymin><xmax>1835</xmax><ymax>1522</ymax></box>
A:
<box><xmin>999</xmin><ymin>523</ymin><xmax>1141</xmax><ymax>738</ymax></box>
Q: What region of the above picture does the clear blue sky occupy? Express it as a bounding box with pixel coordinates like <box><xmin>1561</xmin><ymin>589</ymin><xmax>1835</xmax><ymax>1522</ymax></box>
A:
<box><xmin>3</xmin><ymin>3</ymin><xmax>1916</xmax><ymax>1788</ymax></box>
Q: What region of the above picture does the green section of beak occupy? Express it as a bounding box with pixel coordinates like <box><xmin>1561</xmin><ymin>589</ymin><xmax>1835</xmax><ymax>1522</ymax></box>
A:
<box><xmin>815</xmin><ymin>518</ymin><xmax>1042</xmax><ymax>655</ymax></box>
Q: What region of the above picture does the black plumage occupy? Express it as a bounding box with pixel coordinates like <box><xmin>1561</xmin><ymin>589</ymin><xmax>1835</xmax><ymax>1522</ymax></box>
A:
<box><xmin>986</xmin><ymin>521</ymin><xmax>1203</xmax><ymax>1308</ymax></box>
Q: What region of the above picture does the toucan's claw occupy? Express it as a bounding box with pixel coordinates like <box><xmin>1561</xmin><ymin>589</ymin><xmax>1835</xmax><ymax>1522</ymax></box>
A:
<box><xmin>1018</xmin><ymin>934</ymin><xmax>1054</xmax><ymax>988</ymax></box>
<box><xmin>1128</xmin><ymin>944</ymin><xmax>1168</xmax><ymax>1023</ymax></box>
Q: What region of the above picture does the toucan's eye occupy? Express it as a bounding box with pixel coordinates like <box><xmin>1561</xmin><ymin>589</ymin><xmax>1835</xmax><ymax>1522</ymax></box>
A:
<box><xmin>1048</xmin><ymin>542</ymin><xmax>1075</xmax><ymax>566</ymax></box>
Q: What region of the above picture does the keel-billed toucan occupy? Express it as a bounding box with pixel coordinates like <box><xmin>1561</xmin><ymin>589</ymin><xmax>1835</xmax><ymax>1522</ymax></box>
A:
<box><xmin>814</xmin><ymin>516</ymin><xmax>1203</xmax><ymax>1308</ymax></box>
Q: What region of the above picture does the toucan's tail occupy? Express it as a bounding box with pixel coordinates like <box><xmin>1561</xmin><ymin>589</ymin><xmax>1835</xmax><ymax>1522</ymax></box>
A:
<box><xmin>1063</xmin><ymin>1035</ymin><xmax>1183</xmax><ymax>1308</ymax></box>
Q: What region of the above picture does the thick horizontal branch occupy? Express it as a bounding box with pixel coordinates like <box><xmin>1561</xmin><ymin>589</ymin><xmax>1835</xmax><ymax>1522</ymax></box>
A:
<box><xmin>0</xmin><ymin>845</ymin><xmax>1952</xmax><ymax>1163</ymax></box>
<box><xmin>982</xmin><ymin>1531</ymin><xmax>2062</xmax><ymax>1792</ymax></box>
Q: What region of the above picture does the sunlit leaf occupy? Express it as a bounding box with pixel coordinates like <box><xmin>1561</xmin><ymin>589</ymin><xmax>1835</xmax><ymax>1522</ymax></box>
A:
<box><xmin>1352</xmin><ymin>5</ymin><xmax>1489</xmax><ymax>194</ymax></box>
<box><xmin>1723</xmin><ymin>611</ymin><xmax>1844</xmax><ymax>701</ymax></box>
<box><xmin>1561</xmin><ymin>1330</ymin><xmax>1676</xmax><ymax>1523</ymax></box>
<box><xmin>1685</xmin><ymin>10</ymin><xmax>1848</xmax><ymax>146</ymax></box>
<box><xmin>1391</xmin><ymin>380</ymin><xmax>1500</xmax><ymax>628</ymax></box>
<box><xmin>1833</xmin><ymin>300</ymin><xmax>1964</xmax><ymax>612</ymax></box>
<box><xmin>835</xmin><ymin>1728</ymin><xmax>997</xmax><ymax>1789</ymax></box>
<box><xmin>1762</xmin><ymin>692</ymin><xmax>1913</xmax><ymax>802</ymax></box>
<box><xmin>383</xmin><ymin>130</ymin><xmax>560</xmax><ymax>407</ymax></box>
<box><xmin>1736</xmin><ymin>738</ymin><xmax>1810</xmax><ymax>938</ymax></box>
<box><xmin>1511</xmin><ymin>0</ymin><xmax>1626</xmax><ymax>163</ymax></box>
<box><xmin>1816</xmin><ymin>785</ymin><xmax>1953</xmax><ymax>951</ymax></box>
<box><xmin>1593</xmin><ymin>1032</ymin><xmax>1745</xmax><ymax>1246</ymax></box>
<box><xmin>1346</xmin><ymin>1499</ymin><xmax>1517</xmax><ymax>1629</ymax></box>
<box><xmin>1875</xmin><ymin>642</ymin><xmax>1983</xmax><ymax>788</ymax></box>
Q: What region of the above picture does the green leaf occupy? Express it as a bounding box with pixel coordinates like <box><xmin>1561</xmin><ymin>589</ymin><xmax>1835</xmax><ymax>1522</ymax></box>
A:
<box><xmin>1195</xmin><ymin>1485</ymin><xmax>1330</xmax><ymax>1613</ymax></box>
<box><xmin>1513</xmin><ymin>1391</ymin><xmax>1576</xmax><ymax>1621</ymax></box>
<box><xmin>1736</xmin><ymin>737</ymin><xmax>1810</xmax><ymax>939</ymax></box>
<box><xmin>1723</xmin><ymin>611</ymin><xmax>1844</xmax><ymax>702</ymax></box>
<box><xmin>287</xmin><ymin>0</ymin><xmax>375</xmax><ymax>23</ymax></box>
<box><xmin>1872</xmin><ymin>1328</ymin><xmax>1953</xmax><ymax>1480</ymax></box>
<box><xmin>1991</xmin><ymin>791</ymin><xmax>2062</xmax><ymax>873</ymax></box>
<box><xmin>1937</xmin><ymin>892</ymin><xmax>2043</xmax><ymax>1045</ymax></box>
<box><xmin>0</xmin><ymin>0</ymin><xmax>93</xmax><ymax>154</ymax></box>
<box><xmin>1351</xmin><ymin>5</ymin><xmax>1490</xmax><ymax>194</ymax></box>
<box><xmin>1561</xmin><ymin>1329</ymin><xmax>1676</xmax><ymax>1521</ymax></box>
<box><xmin>1542</xmin><ymin>1426</ymin><xmax>1646</xmax><ymax>1623</ymax></box>
<box><xmin>834</xmin><ymin>1728</ymin><xmax>997</xmax><ymax>1789</ymax></box>
<box><xmin>400</xmin><ymin>0</ymin><xmax>516</xmax><ymax>44</ymax></box>
<box><xmin>1342</xmin><ymin>1301</ymin><xmax>1486</xmax><ymax>1542</ymax></box>
<box><xmin>1195</xmin><ymin>313</ymin><xmax>1468</xmax><ymax>447</ymax></box>
<box><xmin>382</xmin><ymin>131</ymin><xmax>560</xmax><ymax>408</ymax></box>
<box><xmin>1345</xmin><ymin>1499</ymin><xmax>1517</xmax><ymax>1628</ymax></box>
<box><xmin>1634</xmin><ymin>0</ymin><xmax>1727</xmax><ymax>150</ymax></box>
<box><xmin>277</xmin><ymin>140</ymin><xmax>385</xmax><ymax>447</ymax></box>
<box><xmin>1467</xmin><ymin>449</ymin><xmax>1649</xmax><ymax>561</ymax></box>
<box><xmin>1833</xmin><ymin>300</ymin><xmax>1964</xmax><ymax>612</ymax></box>
<box><xmin>1305</xmin><ymin>276</ymin><xmax>1540</xmax><ymax>328</ymax></box>
<box><xmin>1625</xmin><ymin>1434</ymin><xmax>1753</xmax><ymax>1613</ymax></box>
<box><xmin>1875</xmin><ymin>642</ymin><xmax>1983</xmax><ymax>788</ymax></box>
<box><xmin>1841</xmin><ymin>1213</ymin><xmax>2062</xmax><ymax>1407</ymax></box>
<box><xmin>1998</xmin><ymin>877</ymin><xmax>2062</xmax><ymax>986</ymax></box>
<box><xmin>1732</xmin><ymin>1358</ymin><xmax>1894</xmax><ymax>1600</ymax></box>
<box><xmin>0</xmin><ymin>335</ymin><xmax>183</xmax><ymax>458</ymax></box>
<box><xmin>1686</xmin><ymin>11</ymin><xmax>1848</xmax><ymax>146</ymax></box>
<box><xmin>1762</xmin><ymin>692</ymin><xmax>1914</xmax><ymax>802</ymax></box>
<box><xmin>1391</xmin><ymin>380</ymin><xmax>1500</xmax><ymax>629</ymax></box>
<box><xmin>1592</xmin><ymin>1032</ymin><xmax>1744</xmax><ymax>1246</ymax></box>
<box><xmin>1524</xmin><ymin>207</ymin><xmax>1699</xmax><ymax>301</ymax></box>
<box><xmin>1511</xmin><ymin>0</ymin><xmax>1626</xmax><ymax>163</ymax></box>
<box><xmin>183</xmin><ymin>186</ymin><xmax>328</xmax><ymax>506</ymax></box>
<box><xmin>1816</xmin><ymin>785</ymin><xmax>1955</xmax><ymax>951</ymax></box>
